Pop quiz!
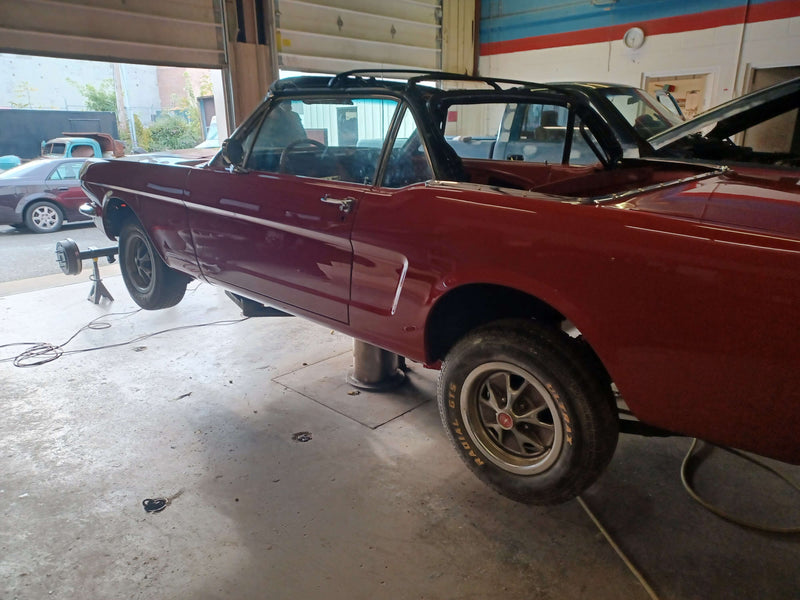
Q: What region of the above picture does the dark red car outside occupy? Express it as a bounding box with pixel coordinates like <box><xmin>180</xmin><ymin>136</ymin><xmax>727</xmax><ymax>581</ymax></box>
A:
<box><xmin>0</xmin><ymin>158</ymin><xmax>90</xmax><ymax>233</ymax></box>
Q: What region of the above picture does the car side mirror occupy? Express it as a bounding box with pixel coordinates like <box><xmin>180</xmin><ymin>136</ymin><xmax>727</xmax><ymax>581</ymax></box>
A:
<box><xmin>221</xmin><ymin>138</ymin><xmax>244</xmax><ymax>168</ymax></box>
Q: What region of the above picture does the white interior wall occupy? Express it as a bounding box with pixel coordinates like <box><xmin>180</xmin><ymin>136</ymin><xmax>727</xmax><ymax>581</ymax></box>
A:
<box><xmin>480</xmin><ymin>16</ymin><xmax>800</xmax><ymax>110</ymax></box>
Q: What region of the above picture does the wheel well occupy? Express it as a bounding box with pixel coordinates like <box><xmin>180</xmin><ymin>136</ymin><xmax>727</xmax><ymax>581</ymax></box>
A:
<box><xmin>426</xmin><ymin>284</ymin><xmax>564</xmax><ymax>363</ymax></box>
<box><xmin>103</xmin><ymin>198</ymin><xmax>137</xmax><ymax>237</ymax></box>
<box><xmin>425</xmin><ymin>283</ymin><xmax>612</xmax><ymax>386</ymax></box>
<box><xmin>25</xmin><ymin>198</ymin><xmax>61</xmax><ymax>216</ymax></box>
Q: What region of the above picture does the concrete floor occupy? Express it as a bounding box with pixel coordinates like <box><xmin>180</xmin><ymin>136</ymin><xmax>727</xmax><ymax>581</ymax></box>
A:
<box><xmin>2</xmin><ymin>275</ymin><xmax>798</xmax><ymax>600</ymax></box>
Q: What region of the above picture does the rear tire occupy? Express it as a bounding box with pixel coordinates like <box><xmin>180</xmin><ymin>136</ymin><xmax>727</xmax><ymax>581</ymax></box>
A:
<box><xmin>119</xmin><ymin>220</ymin><xmax>190</xmax><ymax>310</ymax></box>
<box><xmin>25</xmin><ymin>201</ymin><xmax>63</xmax><ymax>233</ymax></box>
<box><xmin>438</xmin><ymin>319</ymin><xmax>618</xmax><ymax>505</ymax></box>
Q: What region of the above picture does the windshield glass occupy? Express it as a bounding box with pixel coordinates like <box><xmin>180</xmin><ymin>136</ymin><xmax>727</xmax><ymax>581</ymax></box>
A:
<box><xmin>0</xmin><ymin>161</ymin><xmax>47</xmax><ymax>179</ymax></box>
<box><xmin>42</xmin><ymin>142</ymin><xmax>66</xmax><ymax>156</ymax></box>
<box><xmin>600</xmin><ymin>88</ymin><xmax>683</xmax><ymax>139</ymax></box>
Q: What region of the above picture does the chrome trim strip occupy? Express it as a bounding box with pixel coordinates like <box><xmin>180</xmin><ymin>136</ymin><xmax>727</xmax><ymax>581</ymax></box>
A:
<box><xmin>625</xmin><ymin>226</ymin><xmax>709</xmax><ymax>242</ymax></box>
<box><xmin>591</xmin><ymin>168</ymin><xmax>729</xmax><ymax>205</ymax></box>
<box><xmin>186</xmin><ymin>200</ymin><xmax>341</xmax><ymax>245</ymax></box>
<box><xmin>391</xmin><ymin>257</ymin><xmax>409</xmax><ymax>316</ymax></box>
<box><xmin>101</xmin><ymin>183</ymin><xmax>185</xmax><ymax>206</ymax></box>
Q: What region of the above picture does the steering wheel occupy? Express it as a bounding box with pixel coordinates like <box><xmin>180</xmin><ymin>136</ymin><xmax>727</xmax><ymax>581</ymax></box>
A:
<box><xmin>279</xmin><ymin>138</ymin><xmax>328</xmax><ymax>173</ymax></box>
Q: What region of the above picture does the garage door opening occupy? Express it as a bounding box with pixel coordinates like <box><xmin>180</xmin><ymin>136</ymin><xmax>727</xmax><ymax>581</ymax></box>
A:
<box><xmin>0</xmin><ymin>52</ymin><xmax>228</xmax><ymax>162</ymax></box>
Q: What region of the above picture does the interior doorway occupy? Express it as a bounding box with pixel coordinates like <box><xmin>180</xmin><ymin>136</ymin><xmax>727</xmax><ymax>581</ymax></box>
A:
<box><xmin>744</xmin><ymin>66</ymin><xmax>800</xmax><ymax>154</ymax></box>
<box><xmin>644</xmin><ymin>73</ymin><xmax>711</xmax><ymax>119</ymax></box>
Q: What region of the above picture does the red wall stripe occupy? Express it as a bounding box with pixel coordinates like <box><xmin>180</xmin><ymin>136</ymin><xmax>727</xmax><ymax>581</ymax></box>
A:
<box><xmin>480</xmin><ymin>0</ymin><xmax>800</xmax><ymax>56</ymax></box>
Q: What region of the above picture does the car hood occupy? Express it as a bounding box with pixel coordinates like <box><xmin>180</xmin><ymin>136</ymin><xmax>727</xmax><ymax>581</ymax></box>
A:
<box><xmin>647</xmin><ymin>77</ymin><xmax>800</xmax><ymax>152</ymax></box>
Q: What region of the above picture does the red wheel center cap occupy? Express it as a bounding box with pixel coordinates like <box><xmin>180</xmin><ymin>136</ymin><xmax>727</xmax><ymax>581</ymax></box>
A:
<box><xmin>497</xmin><ymin>412</ymin><xmax>514</xmax><ymax>429</ymax></box>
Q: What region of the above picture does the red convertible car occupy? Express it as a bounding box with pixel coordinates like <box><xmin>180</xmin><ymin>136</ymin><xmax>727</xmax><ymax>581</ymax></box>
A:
<box><xmin>79</xmin><ymin>71</ymin><xmax>800</xmax><ymax>504</ymax></box>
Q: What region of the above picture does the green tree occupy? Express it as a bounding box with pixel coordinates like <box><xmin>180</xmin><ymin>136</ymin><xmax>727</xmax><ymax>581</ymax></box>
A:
<box><xmin>68</xmin><ymin>78</ymin><xmax>117</xmax><ymax>112</ymax></box>
<box><xmin>180</xmin><ymin>72</ymin><xmax>204</xmax><ymax>143</ymax></box>
<box><xmin>133</xmin><ymin>114</ymin><xmax>152</xmax><ymax>151</ymax></box>
<box><xmin>146</xmin><ymin>113</ymin><xmax>201</xmax><ymax>151</ymax></box>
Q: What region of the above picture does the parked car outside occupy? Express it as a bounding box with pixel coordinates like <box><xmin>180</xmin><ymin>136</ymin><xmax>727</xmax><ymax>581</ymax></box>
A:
<box><xmin>0</xmin><ymin>158</ymin><xmax>91</xmax><ymax>233</ymax></box>
<box><xmin>80</xmin><ymin>71</ymin><xmax>800</xmax><ymax>505</ymax></box>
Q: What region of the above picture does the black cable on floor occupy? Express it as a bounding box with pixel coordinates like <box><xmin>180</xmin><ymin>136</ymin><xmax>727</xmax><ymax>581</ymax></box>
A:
<box><xmin>681</xmin><ymin>438</ymin><xmax>800</xmax><ymax>534</ymax></box>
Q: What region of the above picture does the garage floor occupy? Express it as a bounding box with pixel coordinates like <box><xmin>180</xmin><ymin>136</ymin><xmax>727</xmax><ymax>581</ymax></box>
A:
<box><xmin>2</xmin><ymin>274</ymin><xmax>798</xmax><ymax>600</ymax></box>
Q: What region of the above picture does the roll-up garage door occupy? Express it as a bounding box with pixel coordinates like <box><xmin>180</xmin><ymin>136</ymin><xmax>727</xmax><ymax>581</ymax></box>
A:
<box><xmin>0</xmin><ymin>0</ymin><xmax>225</xmax><ymax>68</ymax></box>
<box><xmin>275</xmin><ymin>0</ymin><xmax>442</xmax><ymax>73</ymax></box>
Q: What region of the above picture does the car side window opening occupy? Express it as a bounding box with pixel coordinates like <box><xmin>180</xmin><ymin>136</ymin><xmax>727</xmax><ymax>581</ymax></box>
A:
<box><xmin>444</xmin><ymin>101</ymin><xmax>601</xmax><ymax>166</ymax></box>
<box><xmin>381</xmin><ymin>106</ymin><xmax>434</xmax><ymax>188</ymax></box>
<box><xmin>244</xmin><ymin>96</ymin><xmax>400</xmax><ymax>185</ymax></box>
<box><xmin>49</xmin><ymin>162</ymin><xmax>81</xmax><ymax>181</ymax></box>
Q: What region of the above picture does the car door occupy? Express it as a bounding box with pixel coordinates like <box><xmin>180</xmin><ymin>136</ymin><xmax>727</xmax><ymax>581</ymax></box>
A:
<box><xmin>185</xmin><ymin>95</ymin><xmax>402</xmax><ymax>324</ymax></box>
<box><xmin>46</xmin><ymin>160</ymin><xmax>88</xmax><ymax>220</ymax></box>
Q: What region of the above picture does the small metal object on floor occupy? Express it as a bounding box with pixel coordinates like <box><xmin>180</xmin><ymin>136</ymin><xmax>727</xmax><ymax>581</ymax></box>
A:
<box><xmin>142</xmin><ymin>489</ymin><xmax>184</xmax><ymax>514</ymax></box>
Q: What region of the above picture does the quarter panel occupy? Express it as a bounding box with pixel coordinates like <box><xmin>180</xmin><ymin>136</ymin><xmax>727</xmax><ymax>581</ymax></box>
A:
<box><xmin>350</xmin><ymin>179</ymin><xmax>800</xmax><ymax>462</ymax></box>
<box><xmin>83</xmin><ymin>160</ymin><xmax>198</xmax><ymax>276</ymax></box>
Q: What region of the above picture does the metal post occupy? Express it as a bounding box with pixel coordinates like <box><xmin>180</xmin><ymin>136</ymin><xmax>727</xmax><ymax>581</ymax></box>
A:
<box><xmin>347</xmin><ymin>339</ymin><xmax>406</xmax><ymax>391</ymax></box>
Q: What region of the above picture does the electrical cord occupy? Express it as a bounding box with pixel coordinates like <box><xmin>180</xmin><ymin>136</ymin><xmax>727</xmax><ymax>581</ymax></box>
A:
<box><xmin>680</xmin><ymin>438</ymin><xmax>800</xmax><ymax>534</ymax></box>
<box><xmin>578</xmin><ymin>438</ymin><xmax>799</xmax><ymax>600</ymax></box>
<box><xmin>0</xmin><ymin>309</ymin><xmax>250</xmax><ymax>368</ymax></box>
<box><xmin>577</xmin><ymin>496</ymin><xmax>661</xmax><ymax>600</ymax></box>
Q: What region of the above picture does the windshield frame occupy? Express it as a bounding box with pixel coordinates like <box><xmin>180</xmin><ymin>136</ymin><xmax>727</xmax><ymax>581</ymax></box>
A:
<box><xmin>596</xmin><ymin>86</ymin><xmax>684</xmax><ymax>140</ymax></box>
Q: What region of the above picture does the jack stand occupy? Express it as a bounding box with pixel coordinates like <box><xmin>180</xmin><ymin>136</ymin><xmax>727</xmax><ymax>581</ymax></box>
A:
<box><xmin>87</xmin><ymin>257</ymin><xmax>114</xmax><ymax>304</ymax></box>
<box><xmin>56</xmin><ymin>239</ymin><xmax>119</xmax><ymax>303</ymax></box>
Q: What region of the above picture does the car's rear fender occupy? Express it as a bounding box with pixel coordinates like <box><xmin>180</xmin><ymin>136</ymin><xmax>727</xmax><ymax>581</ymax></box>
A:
<box><xmin>82</xmin><ymin>160</ymin><xmax>201</xmax><ymax>277</ymax></box>
<box><xmin>14</xmin><ymin>192</ymin><xmax>61</xmax><ymax>220</ymax></box>
<box><xmin>423</xmin><ymin>278</ymin><xmax>610</xmax><ymax>383</ymax></box>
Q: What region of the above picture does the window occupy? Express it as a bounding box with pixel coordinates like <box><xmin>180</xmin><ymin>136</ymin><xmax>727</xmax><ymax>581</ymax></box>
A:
<box><xmin>44</xmin><ymin>142</ymin><xmax>66</xmax><ymax>155</ymax></box>
<box><xmin>382</xmin><ymin>107</ymin><xmax>433</xmax><ymax>188</ymax></box>
<box><xmin>445</xmin><ymin>101</ymin><xmax>602</xmax><ymax>166</ymax></box>
<box><xmin>245</xmin><ymin>97</ymin><xmax>399</xmax><ymax>184</ymax></box>
<box><xmin>49</xmin><ymin>162</ymin><xmax>82</xmax><ymax>181</ymax></box>
<box><xmin>602</xmin><ymin>88</ymin><xmax>682</xmax><ymax>137</ymax></box>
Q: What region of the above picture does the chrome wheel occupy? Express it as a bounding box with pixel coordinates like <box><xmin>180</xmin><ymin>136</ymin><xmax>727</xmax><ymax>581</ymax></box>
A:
<box><xmin>461</xmin><ymin>361</ymin><xmax>563</xmax><ymax>475</ymax></box>
<box><xmin>26</xmin><ymin>202</ymin><xmax>63</xmax><ymax>232</ymax></box>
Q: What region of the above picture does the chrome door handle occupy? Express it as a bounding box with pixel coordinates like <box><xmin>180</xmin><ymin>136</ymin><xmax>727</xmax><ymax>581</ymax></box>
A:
<box><xmin>320</xmin><ymin>194</ymin><xmax>354</xmax><ymax>213</ymax></box>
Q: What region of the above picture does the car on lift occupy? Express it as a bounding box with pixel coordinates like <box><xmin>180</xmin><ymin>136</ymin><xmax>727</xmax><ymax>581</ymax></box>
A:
<box><xmin>79</xmin><ymin>71</ymin><xmax>800</xmax><ymax>505</ymax></box>
<box><xmin>0</xmin><ymin>158</ymin><xmax>91</xmax><ymax>233</ymax></box>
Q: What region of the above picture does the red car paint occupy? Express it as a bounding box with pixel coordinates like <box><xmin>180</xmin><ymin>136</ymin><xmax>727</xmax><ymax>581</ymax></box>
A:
<box><xmin>80</xmin><ymin>74</ymin><xmax>800</xmax><ymax>465</ymax></box>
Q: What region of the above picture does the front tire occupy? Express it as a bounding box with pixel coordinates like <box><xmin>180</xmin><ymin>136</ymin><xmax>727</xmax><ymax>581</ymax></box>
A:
<box><xmin>438</xmin><ymin>319</ymin><xmax>618</xmax><ymax>505</ymax></box>
<box><xmin>25</xmin><ymin>201</ymin><xmax>63</xmax><ymax>233</ymax></box>
<box><xmin>119</xmin><ymin>220</ymin><xmax>190</xmax><ymax>310</ymax></box>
